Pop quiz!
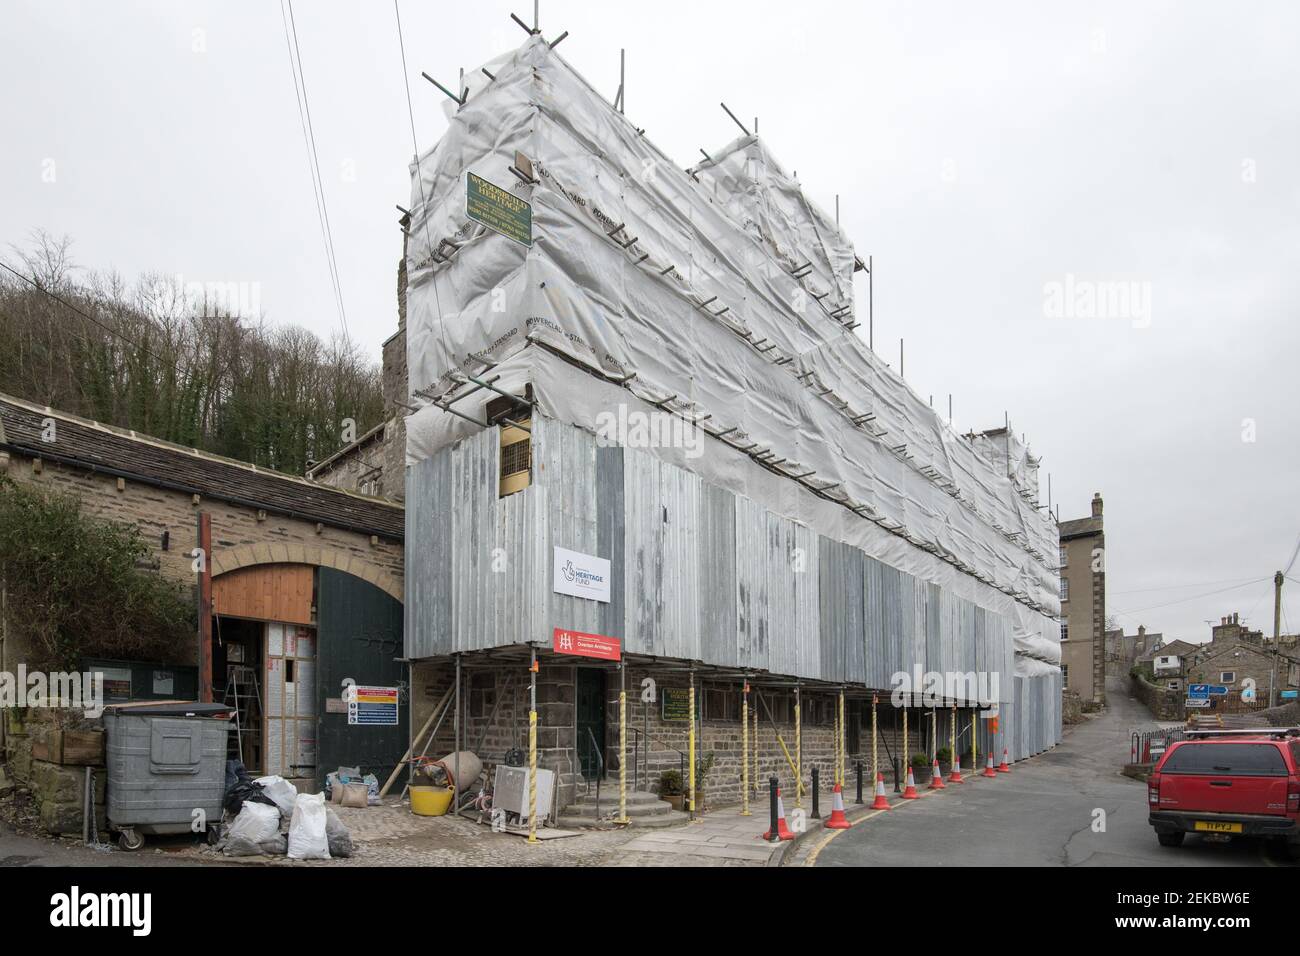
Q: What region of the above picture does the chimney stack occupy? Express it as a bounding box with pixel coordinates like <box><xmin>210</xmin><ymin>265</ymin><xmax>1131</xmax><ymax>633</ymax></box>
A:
<box><xmin>1091</xmin><ymin>492</ymin><xmax>1103</xmax><ymax>518</ymax></box>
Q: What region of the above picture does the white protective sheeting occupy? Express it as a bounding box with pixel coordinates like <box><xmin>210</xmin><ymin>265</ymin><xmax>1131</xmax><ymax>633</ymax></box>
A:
<box><xmin>404</xmin><ymin>37</ymin><xmax>1059</xmax><ymax>660</ymax></box>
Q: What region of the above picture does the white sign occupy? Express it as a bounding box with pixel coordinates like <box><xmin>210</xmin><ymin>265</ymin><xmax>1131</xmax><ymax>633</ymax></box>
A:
<box><xmin>1184</xmin><ymin>697</ymin><xmax>1211</xmax><ymax>709</ymax></box>
<box><xmin>553</xmin><ymin>546</ymin><xmax>611</xmax><ymax>603</ymax></box>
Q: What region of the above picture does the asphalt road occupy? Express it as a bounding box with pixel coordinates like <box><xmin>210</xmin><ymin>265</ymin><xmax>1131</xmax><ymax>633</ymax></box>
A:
<box><xmin>813</xmin><ymin>677</ymin><xmax>1298</xmax><ymax>867</ymax></box>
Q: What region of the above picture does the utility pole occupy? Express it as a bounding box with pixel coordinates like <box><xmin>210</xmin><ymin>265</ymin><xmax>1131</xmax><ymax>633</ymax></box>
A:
<box><xmin>1271</xmin><ymin>571</ymin><xmax>1283</xmax><ymax>707</ymax></box>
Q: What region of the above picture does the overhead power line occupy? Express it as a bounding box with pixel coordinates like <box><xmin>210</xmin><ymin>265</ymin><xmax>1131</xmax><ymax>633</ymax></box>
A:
<box><xmin>281</xmin><ymin>0</ymin><xmax>350</xmax><ymax>342</ymax></box>
<box><xmin>1111</xmin><ymin>577</ymin><xmax>1269</xmax><ymax>618</ymax></box>
<box><xmin>0</xmin><ymin>260</ymin><xmax>170</xmax><ymax>371</ymax></box>
<box><xmin>393</xmin><ymin>0</ymin><xmax>454</xmax><ymax>368</ymax></box>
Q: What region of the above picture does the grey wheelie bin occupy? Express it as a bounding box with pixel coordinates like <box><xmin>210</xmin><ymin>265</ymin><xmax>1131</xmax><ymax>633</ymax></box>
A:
<box><xmin>102</xmin><ymin>701</ymin><xmax>232</xmax><ymax>850</ymax></box>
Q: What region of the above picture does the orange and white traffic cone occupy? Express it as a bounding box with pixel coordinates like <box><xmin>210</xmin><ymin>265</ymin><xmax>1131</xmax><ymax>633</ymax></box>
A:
<box><xmin>998</xmin><ymin>748</ymin><xmax>1011</xmax><ymax>773</ymax></box>
<box><xmin>763</xmin><ymin>788</ymin><xmax>795</xmax><ymax>841</ymax></box>
<box><xmin>871</xmin><ymin>772</ymin><xmax>891</xmax><ymax>810</ymax></box>
<box><xmin>948</xmin><ymin>756</ymin><xmax>963</xmax><ymax>784</ymax></box>
<box><xmin>982</xmin><ymin>752</ymin><xmax>997</xmax><ymax>778</ymax></box>
<box><xmin>928</xmin><ymin>757</ymin><xmax>946</xmax><ymax>790</ymax></box>
<box><xmin>901</xmin><ymin>766</ymin><xmax>919</xmax><ymax>799</ymax></box>
<box><xmin>824</xmin><ymin>783</ymin><xmax>852</xmax><ymax>829</ymax></box>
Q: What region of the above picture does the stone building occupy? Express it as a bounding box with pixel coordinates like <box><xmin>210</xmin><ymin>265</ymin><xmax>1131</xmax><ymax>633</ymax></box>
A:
<box><xmin>0</xmin><ymin>391</ymin><xmax>406</xmax><ymax>830</ymax></box>
<box><xmin>1058</xmin><ymin>494</ymin><xmax>1106</xmax><ymax>704</ymax></box>
<box><xmin>1106</xmin><ymin>624</ymin><xmax>1161</xmax><ymax>675</ymax></box>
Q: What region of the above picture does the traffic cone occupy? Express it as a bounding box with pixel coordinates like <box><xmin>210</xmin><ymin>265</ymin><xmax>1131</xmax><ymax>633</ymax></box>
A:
<box><xmin>901</xmin><ymin>766</ymin><xmax>919</xmax><ymax>799</ymax></box>
<box><xmin>998</xmin><ymin>748</ymin><xmax>1011</xmax><ymax>773</ymax></box>
<box><xmin>762</xmin><ymin>788</ymin><xmax>795</xmax><ymax>841</ymax></box>
<box><xmin>948</xmin><ymin>756</ymin><xmax>964</xmax><ymax>784</ymax></box>
<box><xmin>982</xmin><ymin>753</ymin><xmax>997</xmax><ymax>777</ymax></box>
<box><xmin>928</xmin><ymin>757</ymin><xmax>946</xmax><ymax>790</ymax></box>
<box><xmin>871</xmin><ymin>772</ymin><xmax>891</xmax><ymax>810</ymax></box>
<box><xmin>824</xmin><ymin>783</ymin><xmax>852</xmax><ymax>829</ymax></box>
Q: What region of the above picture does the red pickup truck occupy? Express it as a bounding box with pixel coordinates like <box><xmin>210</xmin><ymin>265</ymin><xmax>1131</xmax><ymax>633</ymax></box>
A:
<box><xmin>1148</xmin><ymin>728</ymin><xmax>1300</xmax><ymax>858</ymax></box>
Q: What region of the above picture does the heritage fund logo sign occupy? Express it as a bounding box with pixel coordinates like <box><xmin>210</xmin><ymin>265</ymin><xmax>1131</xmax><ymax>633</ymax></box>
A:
<box><xmin>466</xmin><ymin>171</ymin><xmax>532</xmax><ymax>246</ymax></box>
<box><xmin>552</xmin><ymin>627</ymin><xmax>621</xmax><ymax>661</ymax></box>
<box><xmin>553</xmin><ymin>546</ymin><xmax>611</xmax><ymax>603</ymax></box>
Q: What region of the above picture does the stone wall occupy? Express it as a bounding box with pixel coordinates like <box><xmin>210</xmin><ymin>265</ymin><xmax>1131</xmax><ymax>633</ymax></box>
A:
<box><xmin>3</xmin><ymin>709</ymin><xmax>105</xmax><ymax>836</ymax></box>
<box><xmin>0</xmin><ymin>449</ymin><xmax>403</xmax><ymax>673</ymax></box>
<box><xmin>408</xmin><ymin>659</ymin><xmax>982</xmax><ymax>812</ymax></box>
<box><xmin>1131</xmin><ymin>674</ymin><xmax>1183</xmax><ymax>721</ymax></box>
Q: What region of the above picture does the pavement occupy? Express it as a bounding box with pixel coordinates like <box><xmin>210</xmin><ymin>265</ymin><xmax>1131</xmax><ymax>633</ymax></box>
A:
<box><xmin>801</xmin><ymin>677</ymin><xmax>1299</xmax><ymax>868</ymax></box>
<box><xmin>7</xmin><ymin>675</ymin><xmax>1292</xmax><ymax>868</ymax></box>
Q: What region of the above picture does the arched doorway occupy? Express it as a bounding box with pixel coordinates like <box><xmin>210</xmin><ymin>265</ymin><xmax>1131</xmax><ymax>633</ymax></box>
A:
<box><xmin>212</xmin><ymin>562</ymin><xmax>406</xmax><ymax>789</ymax></box>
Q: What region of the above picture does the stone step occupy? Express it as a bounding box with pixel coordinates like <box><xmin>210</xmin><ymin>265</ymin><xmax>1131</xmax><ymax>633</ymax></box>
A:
<box><xmin>570</xmin><ymin>788</ymin><xmax>668</xmax><ymax>809</ymax></box>
<box><xmin>555</xmin><ymin>807</ymin><xmax>690</xmax><ymax>829</ymax></box>
<box><xmin>570</xmin><ymin>796</ymin><xmax>676</xmax><ymax>817</ymax></box>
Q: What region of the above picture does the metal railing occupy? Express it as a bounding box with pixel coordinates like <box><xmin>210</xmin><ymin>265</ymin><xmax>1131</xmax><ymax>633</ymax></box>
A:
<box><xmin>578</xmin><ymin>725</ymin><xmax>605</xmax><ymax>818</ymax></box>
<box><xmin>627</xmin><ymin>726</ymin><xmax>687</xmax><ymax>797</ymax></box>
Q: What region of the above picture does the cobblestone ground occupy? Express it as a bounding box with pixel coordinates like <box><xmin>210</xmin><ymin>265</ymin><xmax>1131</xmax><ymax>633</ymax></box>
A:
<box><xmin>5</xmin><ymin>782</ymin><xmax>844</xmax><ymax>867</ymax></box>
<box><xmin>177</xmin><ymin>796</ymin><xmax>795</xmax><ymax>867</ymax></box>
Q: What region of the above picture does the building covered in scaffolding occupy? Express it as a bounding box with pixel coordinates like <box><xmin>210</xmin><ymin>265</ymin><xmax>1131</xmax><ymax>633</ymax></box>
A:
<box><xmin>397</xmin><ymin>34</ymin><xmax>1062</xmax><ymax>818</ymax></box>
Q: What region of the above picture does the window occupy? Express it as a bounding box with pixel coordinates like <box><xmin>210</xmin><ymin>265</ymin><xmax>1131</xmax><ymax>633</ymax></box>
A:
<box><xmin>1160</xmin><ymin>743</ymin><xmax>1287</xmax><ymax>776</ymax></box>
<box><xmin>1220</xmin><ymin>671</ymin><xmax>1235</xmax><ymax>684</ymax></box>
<box><xmin>469</xmin><ymin>672</ymin><xmax>496</xmax><ymax>718</ymax></box>
<box><xmin>1061</xmin><ymin>622</ymin><xmax>1069</xmax><ymax>642</ymax></box>
<box><xmin>1059</xmin><ymin>577</ymin><xmax>1070</xmax><ymax>601</ymax></box>
<box><xmin>1059</xmin><ymin>545</ymin><xmax>1067</xmax><ymax>568</ymax></box>
<box><xmin>1061</xmin><ymin>664</ymin><xmax>1069</xmax><ymax>685</ymax></box>
<box><xmin>703</xmin><ymin>686</ymin><xmax>739</xmax><ymax>722</ymax></box>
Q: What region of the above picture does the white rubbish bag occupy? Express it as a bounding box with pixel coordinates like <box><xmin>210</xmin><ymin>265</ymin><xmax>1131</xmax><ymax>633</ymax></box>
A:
<box><xmin>254</xmin><ymin>775</ymin><xmax>299</xmax><ymax>818</ymax></box>
<box><xmin>287</xmin><ymin>792</ymin><xmax>331</xmax><ymax>860</ymax></box>
<box><xmin>227</xmin><ymin>802</ymin><xmax>280</xmax><ymax>846</ymax></box>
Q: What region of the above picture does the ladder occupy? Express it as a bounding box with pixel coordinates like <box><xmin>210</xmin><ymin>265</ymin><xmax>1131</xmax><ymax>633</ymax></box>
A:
<box><xmin>223</xmin><ymin>664</ymin><xmax>262</xmax><ymax>767</ymax></box>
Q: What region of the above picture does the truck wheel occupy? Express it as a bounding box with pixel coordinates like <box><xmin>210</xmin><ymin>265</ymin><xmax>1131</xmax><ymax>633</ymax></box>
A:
<box><xmin>1156</xmin><ymin>831</ymin><xmax>1184</xmax><ymax>847</ymax></box>
<box><xmin>118</xmin><ymin>829</ymin><xmax>145</xmax><ymax>852</ymax></box>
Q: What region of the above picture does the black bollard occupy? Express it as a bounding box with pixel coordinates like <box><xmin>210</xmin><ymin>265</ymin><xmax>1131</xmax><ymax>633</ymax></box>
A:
<box><xmin>811</xmin><ymin>766</ymin><xmax>821</xmax><ymax>819</ymax></box>
<box><xmin>854</xmin><ymin>761</ymin><xmax>864</xmax><ymax>804</ymax></box>
<box><xmin>766</xmin><ymin>776</ymin><xmax>780</xmax><ymax>843</ymax></box>
<box><xmin>893</xmin><ymin>756</ymin><xmax>901</xmax><ymax>793</ymax></box>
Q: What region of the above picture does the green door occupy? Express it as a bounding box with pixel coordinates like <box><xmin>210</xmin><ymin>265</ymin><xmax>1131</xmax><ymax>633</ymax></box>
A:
<box><xmin>316</xmin><ymin>567</ymin><xmax>408</xmax><ymax>787</ymax></box>
<box><xmin>576</xmin><ymin>669</ymin><xmax>607</xmax><ymax>781</ymax></box>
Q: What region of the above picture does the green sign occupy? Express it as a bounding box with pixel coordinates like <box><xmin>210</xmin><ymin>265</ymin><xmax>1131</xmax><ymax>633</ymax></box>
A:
<box><xmin>465</xmin><ymin>171</ymin><xmax>532</xmax><ymax>246</ymax></box>
<box><xmin>661</xmin><ymin>687</ymin><xmax>691</xmax><ymax>722</ymax></box>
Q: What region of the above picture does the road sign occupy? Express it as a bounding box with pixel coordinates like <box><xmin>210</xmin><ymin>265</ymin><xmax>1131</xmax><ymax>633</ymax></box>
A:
<box><xmin>1282</xmin><ymin>690</ymin><xmax>1299</xmax><ymax>700</ymax></box>
<box><xmin>1188</xmin><ymin>684</ymin><xmax>1228</xmax><ymax>697</ymax></box>
<box><xmin>1184</xmin><ymin>698</ymin><xmax>1211</xmax><ymax>709</ymax></box>
<box><xmin>466</xmin><ymin>171</ymin><xmax>532</xmax><ymax>246</ymax></box>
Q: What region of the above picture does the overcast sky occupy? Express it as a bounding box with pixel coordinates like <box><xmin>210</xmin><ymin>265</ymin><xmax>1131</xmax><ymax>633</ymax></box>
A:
<box><xmin>3</xmin><ymin>0</ymin><xmax>1298</xmax><ymax>643</ymax></box>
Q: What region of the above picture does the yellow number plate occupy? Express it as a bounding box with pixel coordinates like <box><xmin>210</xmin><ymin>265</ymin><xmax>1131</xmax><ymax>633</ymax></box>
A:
<box><xmin>1194</xmin><ymin>821</ymin><xmax>1242</xmax><ymax>833</ymax></box>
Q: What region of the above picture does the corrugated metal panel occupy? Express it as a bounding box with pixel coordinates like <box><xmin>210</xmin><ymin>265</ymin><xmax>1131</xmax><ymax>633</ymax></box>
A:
<box><xmin>735</xmin><ymin>495</ymin><xmax>768</xmax><ymax>669</ymax></box>
<box><xmin>698</xmin><ymin>482</ymin><xmax>738</xmax><ymax>668</ymax></box>
<box><xmin>405</xmin><ymin>412</ymin><xmax>1063</xmax><ymax>777</ymax></box>
<box><xmin>819</xmin><ymin>536</ymin><xmax>864</xmax><ymax>684</ymax></box>
<box><xmin>623</xmin><ymin>448</ymin><xmax>664</xmax><ymax>657</ymax></box>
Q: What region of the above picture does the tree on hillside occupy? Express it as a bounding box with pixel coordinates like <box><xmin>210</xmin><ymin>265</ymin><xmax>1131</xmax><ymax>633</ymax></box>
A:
<box><xmin>0</xmin><ymin>230</ymin><xmax>385</xmax><ymax>473</ymax></box>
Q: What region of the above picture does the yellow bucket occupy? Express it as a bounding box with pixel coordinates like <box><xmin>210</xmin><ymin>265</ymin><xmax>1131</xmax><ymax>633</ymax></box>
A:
<box><xmin>410</xmin><ymin>786</ymin><xmax>453</xmax><ymax>816</ymax></box>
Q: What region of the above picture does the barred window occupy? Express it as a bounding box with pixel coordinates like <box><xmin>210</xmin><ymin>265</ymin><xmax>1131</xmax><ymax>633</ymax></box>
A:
<box><xmin>500</xmin><ymin>438</ymin><xmax>531</xmax><ymax>477</ymax></box>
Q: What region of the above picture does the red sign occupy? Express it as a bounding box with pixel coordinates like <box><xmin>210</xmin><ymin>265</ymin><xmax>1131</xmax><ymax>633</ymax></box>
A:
<box><xmin>552</xmin><ymin>627</ymin><xmax>621</xmax><ymax>661</ymax></box>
